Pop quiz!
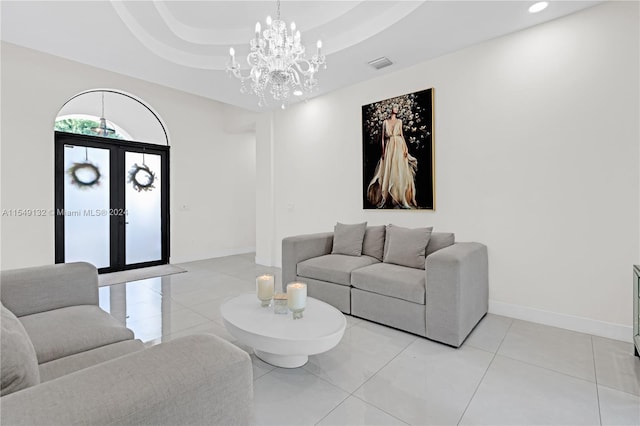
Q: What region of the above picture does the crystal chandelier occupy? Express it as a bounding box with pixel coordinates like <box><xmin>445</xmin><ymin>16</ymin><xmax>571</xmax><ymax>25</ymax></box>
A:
<box><xmin>226</xmin><ymin>0</ymin><xmax>326</xmax><ymax>108</ymax></box>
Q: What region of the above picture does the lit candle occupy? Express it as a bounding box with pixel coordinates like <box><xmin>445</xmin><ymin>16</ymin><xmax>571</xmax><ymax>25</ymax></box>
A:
<box><xmin>316</xmin><ymin>40</ymin><xmax>322</xmax><ymax>56</ymax></box>
<box><xmin>255</xmin><ymin>22</ymin><xmax>261</xmax><ymax>40</ymax></box>
<box><xmin>287</xmin><ymin>282</ymin><xmax>307</xmax><ymax>311</ymax></box>
<box><xmin>256</xmin><ymin>274</ymin><xmax>274</xmax><ymax>305</ymax></box>
<box><xmin>266</xmin><ymin>15</ymin><xmax>272</xmax><ymax>26</ymax></box>
<box><xmin>290</xmin><ymin>21</ymin><xmax>296</xmax><ymax>32</ymax></box>
<box><xmin>229</xmin><ymin>47</ymin><xmax>236</xmax><ymax>65</ymax></box>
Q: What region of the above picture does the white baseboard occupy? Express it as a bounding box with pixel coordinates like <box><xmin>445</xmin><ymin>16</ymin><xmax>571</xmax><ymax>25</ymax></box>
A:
<box><xmin>170</xmin><ymin>247</ymin><xmax>256</xmax><ymax>264</ymax></box>
<box><xmin>489</xmin><ymin>300</ymin><xmax>632</xmax><ymax>343</ymax></box>
<box><xmin>255</xmin><ymin>256</ymin><xmax>274</xmax><ymax>267</ymax></box>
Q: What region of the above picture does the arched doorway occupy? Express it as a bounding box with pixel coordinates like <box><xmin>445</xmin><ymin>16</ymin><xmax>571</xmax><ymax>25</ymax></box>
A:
<box><xmin>54</xmin><ymin>89</ymin><xmax>170</xmax><ymax>273</ymax></box>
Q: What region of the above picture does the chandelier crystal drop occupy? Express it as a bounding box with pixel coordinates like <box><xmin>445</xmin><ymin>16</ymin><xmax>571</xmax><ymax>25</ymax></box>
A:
<box><xmin>226</xmin><ymin>0</ymin><xmax>326</xmax><ymax>108</ymax></box>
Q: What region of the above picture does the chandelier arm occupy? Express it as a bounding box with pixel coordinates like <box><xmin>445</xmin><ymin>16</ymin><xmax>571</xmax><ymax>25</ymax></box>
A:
<box><xmin>289</xmin><ymin>69</ymin><xmax>302</xmax><ymax>88</ymax></box>
<box><xmin>249</xmin><ymin>50</ymin><xmax>269</xmax><ymax>67</ymax></box>
<box><xmin>228</xmin><ymin>66</ymin><xmax>249</xmax><ymax>82</ymax></box>
<box><xmin>292</xmin><ymin>60</ymin><xmax>315</xmax><ymax>76</ymax></box>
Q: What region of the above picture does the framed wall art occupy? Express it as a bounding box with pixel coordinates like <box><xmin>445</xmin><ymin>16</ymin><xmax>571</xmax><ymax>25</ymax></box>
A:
<box><xmin>362</xmin><ymin>88</ymin><xmax>434</xmax><ymax>210</ymax></box>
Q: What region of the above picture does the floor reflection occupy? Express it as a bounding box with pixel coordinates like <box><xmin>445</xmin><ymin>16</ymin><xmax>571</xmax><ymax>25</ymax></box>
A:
<box><xmin>100</xmin><ymin>278</ymin><xmax>168</xmax><ymax>341</ymax></box>
<box><xmin>98</xmin><ymin>255</ymin><xmax>279</xmax><ymax>344</ymax></box>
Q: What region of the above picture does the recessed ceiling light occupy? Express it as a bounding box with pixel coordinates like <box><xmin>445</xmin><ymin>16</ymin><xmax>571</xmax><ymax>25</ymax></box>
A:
<box><xmin>293</xmin><ymin>90</ymin><xmax>303</xmax><ymax>96</ymax></box>
<box><xmin>528</xmin><ymin>1</ymin><xmax>548</xmax><ymax>13</ymax></box>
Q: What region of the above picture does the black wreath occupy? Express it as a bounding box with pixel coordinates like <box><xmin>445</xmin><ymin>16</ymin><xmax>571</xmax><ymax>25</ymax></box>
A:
<box><xmin>68</xmin><ymin>162</ymin><xmax>101</xmax><ymax>189</ymax></box>
<box><xmin>128</xmin><ymin>163</ymin><xmax>156</xmax><ymax>192</ymax></box>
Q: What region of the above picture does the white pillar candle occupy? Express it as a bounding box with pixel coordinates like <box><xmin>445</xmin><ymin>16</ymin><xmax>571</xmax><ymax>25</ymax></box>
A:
<box><xmin>287</xmin><ymin>282</ymin><xmax>307</xmax><ymax>310</ymax></box>
<box><xmin>256</xmin><ymin>274</ymin><xmax>274</xmax><ymax>300</ymax></box>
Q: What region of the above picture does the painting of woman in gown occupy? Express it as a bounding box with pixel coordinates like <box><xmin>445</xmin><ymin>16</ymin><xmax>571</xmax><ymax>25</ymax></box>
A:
<box><xmin>367</xmin><ymin>106</ymin><xmax>418</xmax><ymax>208</ymax></box>
<box><xmin>362</xmin><ymin>89</ymin><xmax>434</xmax><ymax>210</ymax></box>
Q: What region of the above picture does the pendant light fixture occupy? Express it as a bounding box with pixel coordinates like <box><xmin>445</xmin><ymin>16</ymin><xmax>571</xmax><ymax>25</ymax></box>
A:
<box><xmin>91</xmin><ymin>91</ymin><xmax>115</xmax><ymax>136</ymax></box>
<box><xmin>226</xmin><ymin>0</ymin><xmax>326</xmax><ymax>108</ymax></box>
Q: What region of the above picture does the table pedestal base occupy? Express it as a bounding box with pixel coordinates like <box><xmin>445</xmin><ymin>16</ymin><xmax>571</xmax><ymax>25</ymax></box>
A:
<box><xmin>254</xmin><ymin>350</ymin><xmax>308</xmax><ymax>368</ymax></box>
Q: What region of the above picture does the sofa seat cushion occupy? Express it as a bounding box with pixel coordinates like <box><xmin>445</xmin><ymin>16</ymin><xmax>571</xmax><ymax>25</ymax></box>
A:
<box><xmin>297</xmin><ymin>254</ymin><xmax>379</xmax><ymax>286</ymax></box>
<box><xmin>351</xmin><ymin>263</ymin><xmax>425</xmax><ymax>304</ymax></box>
<box><xmin>39</xmin><ymin>339</ymin><xmax>145</xmax><ymax>382</ymax></box>
<box><xmin>19</xmin><ymin>305</ymin><xmax>135</xmax><ymax>364</ymax></box>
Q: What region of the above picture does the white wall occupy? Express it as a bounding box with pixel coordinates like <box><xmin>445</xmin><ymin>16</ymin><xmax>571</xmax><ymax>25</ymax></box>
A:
<box><xmin>255</xmin><ymin>113</ymin><xmax>276</xmax><ymax>266</ymax></box>
<box><xmin>0</xmin><ymin>42</ymin><xmax>257</xmax><ymax>269</ymax></box>
<box><xmin>257</xmin><ymin>2</ymin><xmax>639</xmax><ymax>340</ymax></box>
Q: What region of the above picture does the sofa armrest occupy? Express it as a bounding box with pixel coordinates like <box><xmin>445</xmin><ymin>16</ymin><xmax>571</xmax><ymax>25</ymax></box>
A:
<box><xmin>0</xmin><ymin>334</ymin><xmax>254</xmax><ymax>426</ymax></box>
<box><xmin>0</xmin><ymin>262</ymin><xmax>98</xmax><ymax>317</ymax></box>
<box><xmin>282</xmin><ymin>232</ymin><xmax>334</xmax><ymax>290</ymax></box>
<box><xmin>425</xmin><ymin>242</ymin><xmax>488</xmax><ymax>347</ymax></box>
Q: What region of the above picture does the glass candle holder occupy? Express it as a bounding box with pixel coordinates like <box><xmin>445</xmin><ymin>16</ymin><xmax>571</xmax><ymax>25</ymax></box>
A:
<box><xmin>290</xmin><ymin>307</ymin><xmax>304</xmax><ymax>320</ymax></box>
<box><xmin>287</xmin><ymin>282</ymin><xmax>307</xmax><ymax>320</ymax></box>
<box><xmin>256</xmin><ymin>274</ymin><xmax>275</xmax><ymax>307</ymax></box>
<box><xmin>273</xmin><ymin>293</ymin><xmax>288</xmax><ymax>314</ymax></box>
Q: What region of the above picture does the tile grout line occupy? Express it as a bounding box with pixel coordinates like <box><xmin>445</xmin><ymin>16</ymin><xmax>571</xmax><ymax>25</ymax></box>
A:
<box><xmin>351</xmin><ymin>394</ymin><xmax>411</xmax><ymax>426</ymax></box>
<box><xmin>591</xmin><ymin>335</ymin><xmax>603</xmax><ymax>426</ymax></box>
<box><xmin>343</xmin><ymin>334</ymin><xmax>418</xmax><ymax>424</ymax></box>
<box><xmin>456</xmin><ymin>318</ymin><xmax>515</xmax><ymax>425</ymax></box>
<box><xmin>267</xmin><ymin>366</ymin><xmax>350</xmax><ymax>426</ymax></box>
<box><xmin>309</xmin><ymin>325</ymin><xmax>418</xmax><ymax>425</ymax></box>
<box><xmin>313</xmin><ymin>395</ymin><xmax>349</xmax><ymax>426</ymax></box>
<box><xmin>485</xmin><ymin>319</ymin><xmax>602</xmax><ymax>386</ymax></box>
<box><xmin>495</xmin><ymin>352</ymin><xmax>599</xmax><ymax>385</ymax></box>
<box><xmin>596</xmin><ymin>383</ymin><xmax>640</xmax><ymax>398</ymax></box>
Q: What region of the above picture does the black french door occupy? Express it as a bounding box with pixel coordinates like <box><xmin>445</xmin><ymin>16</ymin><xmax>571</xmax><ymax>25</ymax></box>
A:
<box><xmin>55</xmin><ymin>131</ymin><xmax>169</xmax><ymax>273</ymax></box>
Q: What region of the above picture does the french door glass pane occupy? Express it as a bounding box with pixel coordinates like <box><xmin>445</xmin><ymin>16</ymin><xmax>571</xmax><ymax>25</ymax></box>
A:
<box><xmin>125</xmin><ymin>152</ymin><xmax>162</xmax><ymax>264</ymax></box>
<box><xmin>64</xmin><ymin>145</ymin><xmax>110</xmax><ymax>268</ymax></box>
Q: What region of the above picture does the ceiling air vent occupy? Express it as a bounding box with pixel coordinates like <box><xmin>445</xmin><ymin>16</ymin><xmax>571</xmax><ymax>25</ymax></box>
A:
<box><xmin>368</xmin><ymin>57</ymin><xmax>393</xmax><ymax>70</ymax></box>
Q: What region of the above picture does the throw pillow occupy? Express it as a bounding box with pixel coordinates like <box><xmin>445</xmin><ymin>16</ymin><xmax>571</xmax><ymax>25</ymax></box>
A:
<box><xmin>383</xmin><ymin>224</ymin><xmax>433</xmax><ymax>269</ymax></box>
<box><xmin>426</xmin><ymin>232</ymin><xmax>455</xmax><ymax>257</ymax></box>
<box><xmin>331</xmin><ymin>222</ymin><xmax>367</xmax><ymax>256</ymax></box>
<box><xmin>1</xmin><ymin>302</ymin><xmax>40</xmax><ymax>396</ymax></box>
<box><xmin>362</xmin><ymin>225</ymin><xmax>385</xmax><ymax>261</ymax></box>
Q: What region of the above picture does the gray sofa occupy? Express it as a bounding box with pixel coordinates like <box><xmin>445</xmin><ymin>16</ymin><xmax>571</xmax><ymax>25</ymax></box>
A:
<box><xmin>282</xmin><ymin>225</ymin><xmax>488</xmax><ymax>347</ymax></box>
<box><xmin>0</xmin><ymin>262</ymin><xmax>253</xmax><ymax>425</ymax></box>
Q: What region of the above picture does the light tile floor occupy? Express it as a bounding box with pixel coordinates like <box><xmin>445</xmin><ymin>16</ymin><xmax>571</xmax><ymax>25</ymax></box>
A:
<box><xmin>98</xmin><ymin>254</ymin><xmax>640</xmax><ymax>426</ymax></box>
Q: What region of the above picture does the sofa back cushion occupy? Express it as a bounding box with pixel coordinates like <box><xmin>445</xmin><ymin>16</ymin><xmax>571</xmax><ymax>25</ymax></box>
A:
<box><xmin>331</xmin><ymin>222</ymin><xmax>367</xmax><ymax>256</ymax></box>
<box><xmin>1</xmin><ymin>303</ymin><xmax>40</xmax><ymax>396</ymax></box>
<box><xmin>426</xmin><ymin>232</ymin><xmax>455</xmax><ymax>256</ymax></box>
<box><xmin>0</xmin><ymin>262</ymin><xmax>98</xmax><ymax>317</ymax></box>
<box><xmin>383</xmin><ymin>225</ymin><xmax>433</xmax><ymax>269</ymax></box>
<box><xmin>362</xmin><ymin>225</ymin><xmax>385</xmax><ymax>261</ymax></box>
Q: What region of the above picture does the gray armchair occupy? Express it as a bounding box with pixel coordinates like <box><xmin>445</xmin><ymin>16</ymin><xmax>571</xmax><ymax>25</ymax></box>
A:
<box><xmin>0</xmin><ymin>262</ymin><xmax>253</xmax><ymax>425</ymax></box>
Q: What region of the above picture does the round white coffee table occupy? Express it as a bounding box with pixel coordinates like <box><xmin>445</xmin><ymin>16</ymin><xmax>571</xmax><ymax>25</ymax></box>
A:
<box><xmin>220</xmin><ymin>293</ymin><xmax>346</xmax><ymax>368</ymax></box>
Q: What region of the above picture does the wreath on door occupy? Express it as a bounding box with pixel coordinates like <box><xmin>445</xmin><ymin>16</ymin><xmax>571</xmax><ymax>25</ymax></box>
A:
<box><xmin>128</xmin><ymin>163</ymin><xmax>156</xmax><ymax>192</ymax></box>
<box><xmin>68</xmin><ymin>162</ymin><xmax>101</xmax><ymax>189</ymax></box>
